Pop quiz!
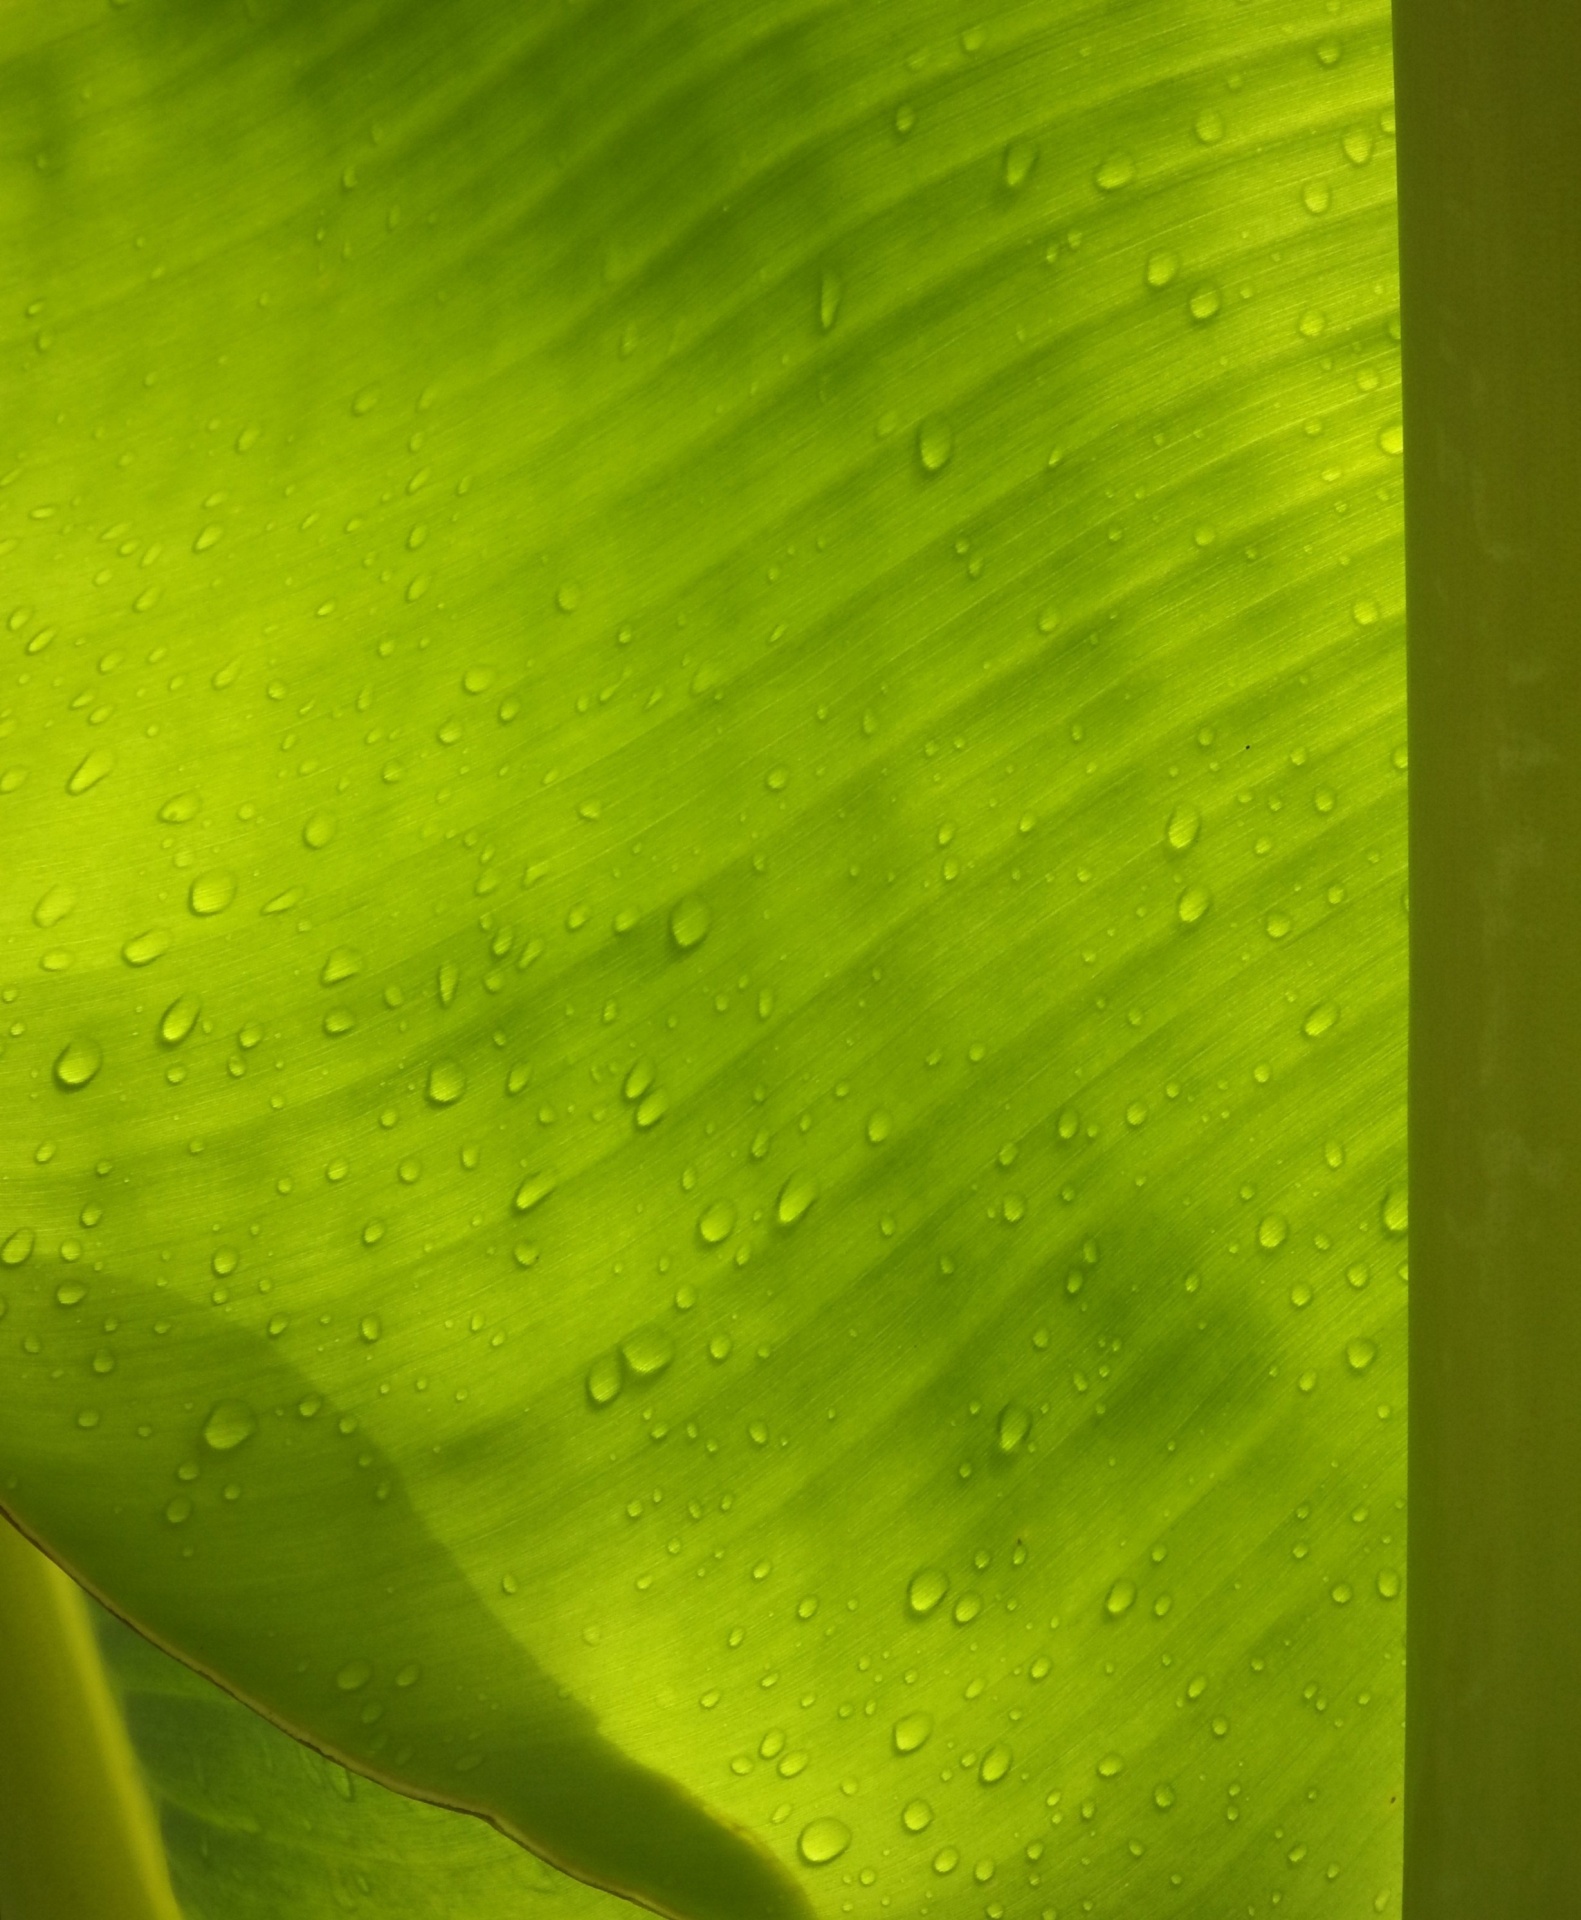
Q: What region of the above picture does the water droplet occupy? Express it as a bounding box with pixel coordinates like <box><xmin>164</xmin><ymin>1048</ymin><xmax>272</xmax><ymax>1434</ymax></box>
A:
<box><xmin>623</xmin><ymin>1058</ymin><xmax>655</xmax><ymax>1102</ymax></box>
<box><xmin>302</xmin><ymin>810</ymin><xmax>336</xmax><ymax>849</ymax></box>
<box><xmin>907</xmin><ymin>1568</ymin><xmax>949</xmax><ymax>1616</ymax></box>
<box><xmin>165</xmin><ymin>1496</ymin><xmax>192</xmax><ymax>1525</ymax></box>
<box><xmin>158</xmin><ymin>791</ymin><xmax>201</xmax><ymax>824</ymax></box>
<box><xmin>2</xmin><ymin>1229</ymin><xmax>35</xmax><ymax>1266</ymax></box>
<box><xmin>427</xmin><ymin>1060</ymin><xmax>466</xmax><ymax>1106</ymax></box>
<box><xmin>1145</xmin><ymin>250</ymin><xmax>1179</xmax><ymax>289</ymax></box>
<box><xmin>798</xmin><ymin>1818</ymin><xmax>851</xmax><ymax>1866</ymax></box>
<box><xmin>776</xmin><ymin>1171</ymin><xmax>818</xmax><ymax>1226</ymax></box>
<box><xmin>635</xmin><ymin>1089</ymin><xmax>669</xmax><ymax>1129</ymax></box>
<box><xmin>1165</xmin><ymin>801</ymin><xmax>1200</xmax><ymax>850</ymax></box>
<box><xmin>1176</xmin><ymin>883</ymin><xmax>1211</xmax><ymax>925</ymax></box>
<box><xmin>1302</xmin><ymin>1001</ymin><xmax>1338</xmax><ymax>1038</ymax></box>
<box><xmin>514</xmin><ymin>1170</ymin><xmax>556</xmax><ymax>1212</ymax></box>
<box><xmin>697</xmin><ymin>1199</ymin><xmax>737</xmax><ymax>1245</ymax></box>
<box><xmin>1265</xmin><ymin>910</ymin><xmax>1292</xmax><ymax>939</ymax></box>
<box><xmin>819</xmin><ymin>269</ymin><xmax>842</xmax><ymax>332</ymax></box>
<box><xmin>360</xmin><ymin>1315</ymin><xmax>382</xmax><ymax>1343</ymax></box>
<box><xmin>1377</xmin><ymin>1567</ymin><xmax>1401</xmax><ymax>1600</ymax></box>
<box><xmin>1094</xmin><ymin>152</ymin><xmax>1135</xmax><ymax>190</ymax></box>
<box><xmin>586</xmin><ymin>1352</ymin><xmax>623</xmax><ymax>1406</ymax></box>
<box><xmin>121</xmin><ymin>928</ymin><xmax>171</xmax><ymax>967</ymax></box>
<box><xmin>902</xmin><ymin>1798</ymin><xmax>934</xmax><ymax>1832</ymax></box>
<box><xmin>1379</xmin><ymin>423</ymin><xmax>1404</xmax><ymax>456</ymax></box>
<box><xmin>1381</xmin><ymin>1185</ymin><xmax>1408</xmax><ymax>1235</ymax></box>
<box><xmin>1097</xmin><ymin>1751</ymin><xmax>1124</xmax><ymax>1778</ymax></box>
<box><xmin>1257</xmin><ymin>1214</ymin><xmax>1288</xmax><ymax>1251</ymax></box>
<box><xmin>979</xmin><ymin>1742</ymin><xmax>1012</xmax><ymax>1785</ymax></box>
<box><xmin>670</xmin><ymin>895</ymin><xmax>711</xmax><ymax>951</ymax></box>
<box><xmin>33</xmin><ymin>884</ymin><xmax>74</xmax><ymax>929</ymax></box>
<box><xmin>1194</xmin><ymin>107</ymin><xmax>1225</xmax><ymax>143</ymax></box>
<box><xmin>1003</xmin><ymin>137</ymin><xmax>1037</xmax><ymax>188</ymax></box>
<box><xmin>55</xmin><ymin>1279</ymin><xmax>87</xmax><ymax>1306</ymax></box>
<box><xmin>952</xmin><ymin>1593</ymin><xmax>981</xmax><ymax>1624</ymax></box>
<box><xmin>620</xmin><ymin>1324</ymin><xmax>674</xmax><ymax>1377</ymax></box>
<box><xmin>66</xmin><ymin>748</ymin><xmax>114</xmax><ymax>796</ymax></box>
<box><xmin>1154</xmin><ymin>1782</ymin><xmax>1176</xmax><ymax>1809</ymax></box>
<box><xmin>1104</xmin><ymin>1578</ymin><xmax>1136</xmax><ymax>1618</ymax></box>
<box><xmin>917</xmin><ymin>415</ymin><xmax>954</xmax><ymax>473</ymax></box>
<box><xmin>202</xmin><ymin>1399</ymin><xmax>257</xmax><ymax>1451</ymax></box>
<box><xmin>335</xmin><ymin>1660</ymin><xmax>373</xmax><ymax>1692</ymax></box>
<box><xmin>893</xmin><ymin>1711</ymin><xmax>933</xmax><ymax>1754</ymax></box>
<box><xmin>188</xmin><ymin>870</ymin><xmax>236</xmax><ymax>916</ymax></box>
<box><xmin>932</xmin><ymin>1846</ymin><xmax>960</xmax><ymax>1875</ymax></box>
<box><xmin>159</xmin><ymin>994</ymin><xmax>201</xmax><ymax>1047</ymax></box>
<box><xmin>1343</xmin><ymin>127</ymin><xmax>1373</xmax><ymax>166</ymax></box>
<box><xmin>1346</xmin><ymin>1337</ymin><xmax>1377</xmax><ymax>1372</ymax></box>
<box><xmin>866</xmin><ymin>1109</ymin><xmax>893</xmax><ymax>1144</ymax></box>
<box><xmin>996</xmin><ymin>1403</ymin><xmax>1031</xmax><ymax>1452</ymax></box>
<box><xmin>53</xmin><ymin>1039</ymin><xmax>102</xmax><ymax>1090</ymax></box>
<box><xmin>1302</xmin><ymin>180</ymin><xmax>1332</xmax><ymax>214</ymax></box>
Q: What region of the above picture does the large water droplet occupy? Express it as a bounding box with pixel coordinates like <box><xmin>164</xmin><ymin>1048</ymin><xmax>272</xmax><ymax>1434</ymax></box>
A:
<box><xmin>121</xmin><ymin>928</ymin><xmax>171</xmax><ymax>967</ymax></box>
<box><xmin>1094</xmin><ymin>152</ymin><xmax>1135</xmax><ymax>190</ymax></box>
<box><xmin>66</xmin><ymin>748</ymin><xmax>114</xmax><ymax>795</ymax></box>
<box><xmin>1165</xmin><ymin>801</ymin><xmax>1200</xmax><ymax>850</ymax></box>
<box><xmin>514</xmin><ymin>1171</ymin><xmax>556</xmax><ymax>1212</ymax></box>
<box><xmin>53</xmin><ymin>1039</ymin><xmax>102</xmax><ymax>1090</ymax></box>
<box><xmin>620</xmin><ymin>1325</ymin><xmax>674</xmax><ymax>1377</ymax></box>
<box><xmin>996</xmin><ymin>1403</ymin><xmax>1031</xmax><ymax>1452</ymax></box>
<box><xmin>202</xmin><ymin>1399</ymin><xmax>257</xmax><ymax>1451</ymax></box>
<box><xmin>893</xmin><ymin>1711</ymin><xmax>933</xmax><ymax>1754</ymax></box>
<box><xmin>907</xmin><ymin>1568</ymin><xmax>949</xmax><ymax>1616</ymax></box>
<box><xmin>697</xmin><ymin>1199</ymin><xmax>737</xmax><ymax>1245</ymax></box>
<box><xmin>1381</xmin><ymin>1184</ymin><xmax>1408</xmax><ymax>1235</ymax></box>
<box><xmin>902</xmin><ymin>1798</ymin><xmax>934</xmax><ymax>1832</ymax></box>
<box><xmin>1104</xmin><ymin>1578</ymin><xmax>1136</xmax><ymax>1618</ymax></box>
<box><xmin>978</xmin><ymin>1742</ymin><xmax>1012</xmax><ymax>1784</ymax></box>
<box><xmin>1176</xmin><ymin>883</ymin><xmax>1211</xmax><ymax>925</ymax></box>
<box><xmin>797</xmin><ymin>1818</ymin><xmax>851</xmax><ymax>1866</ymax></box>
<box><xmin>427</xmin><ymin>1060</ymin><xmax>466</xmax><ymax>1106</ymax></box>
<box><xmin>1346</xmin><ymin>1337</ymin><xmax>1377</xmax><ymax>1372</ymax></box>
<box><xmin>188</xmin><ymin>870</ymin><xmax>236</xmax><ymax>916</ymax></box>
<box><xmin>776</xmin><ymin>1171</ymin><xmax>818</xmax><ymax>1226</ymax></box>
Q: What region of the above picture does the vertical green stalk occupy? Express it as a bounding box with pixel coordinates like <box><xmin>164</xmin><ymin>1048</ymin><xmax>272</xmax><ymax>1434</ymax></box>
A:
<box><xmin>0</xmin><ymin>1520</ymin><xmax>181</xmax><ymax>1920</ymax></box>
<box><xmin>1397</xmin><ymin>1</ymin><xmax>1581</xmax><ymax>1913</ymax></box>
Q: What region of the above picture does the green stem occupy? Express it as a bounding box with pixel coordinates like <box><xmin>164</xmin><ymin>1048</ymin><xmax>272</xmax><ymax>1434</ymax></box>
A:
<box><xmin>0</xmin><ymin>1519</ymin><xmax>181</xmax><ymax>1920</ymax></box>
<box><xmin>1397</xmin><ymin>1</ymin><xmax>1581</xmax><ymax>1913</ymax></box>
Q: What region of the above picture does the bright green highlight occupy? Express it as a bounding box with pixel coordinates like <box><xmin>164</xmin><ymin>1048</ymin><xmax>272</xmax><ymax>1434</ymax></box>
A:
<box><xmin>0</xmin><ymin>0</ymin><xmax>1404</xmax><ymax>1914</ymax></box>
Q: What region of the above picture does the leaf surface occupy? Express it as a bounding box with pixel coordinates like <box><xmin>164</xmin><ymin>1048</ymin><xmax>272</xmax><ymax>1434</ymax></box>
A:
<box><xmin>0</xmin><ymin>0</ymin><xmax>1406</xmax><ymax>1914</ymax></box>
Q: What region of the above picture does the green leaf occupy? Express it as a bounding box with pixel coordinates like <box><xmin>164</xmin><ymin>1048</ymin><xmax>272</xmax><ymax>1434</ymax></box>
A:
<box><xmin>0</xmin><ymin>0</ymin><xmax>1406</xmax><ymax>1914</ymax></box>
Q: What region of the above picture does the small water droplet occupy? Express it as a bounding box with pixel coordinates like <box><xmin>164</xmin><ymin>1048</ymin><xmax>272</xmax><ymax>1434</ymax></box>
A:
<box><xmin>1376</xmin><ymin>1567</ymin><xmax>1401</xmax><ymax>1600</ymax></box>
<box><xmin>978</xmin><ymin>1742</ymin><xmax>1012</xmax><ymax>1784</ymax></box>
<box><xmin>697</xmin><ymin>1199</ymin><xmax>737</xmax><ymax>1245</ymax></box>
<box><xmin>1381</xmin><ymin>1185</ymin><xmax>1408</xmax><ymax>1235</ymax></box>
<box><xmin>1346</xmin><ymin>1337</ymin><xmax>1377</xmax><ymax>1372</ymax></box>
<box><xmin>819</xmin><ymin>269</ymin><xmax>842</xmax><ymax>332</ymax></box>
<box><xmin>917</xmin><ymin>415</ymin><xmax>954</xmax><ymax>473</ymax></box>
<box><xmin>586</xmin><ymin>1352</ymin><xmax>623</xmax><ymax>1406</ymax></box>
<box><xmin>335</xmin><ymin>1660</ymin><xmax>373</xmax><ymax>1692</ymax></box>
<box><xmin>1145</xmin><ymin>249</ymin><xmax>1179</xmax><ymax>289</ymax></box>
<box><xmin>1104</xmin><ymin>1578</ymin><xmax>1136</xmax><ymax>1618</ymax></box>
<box><xmin>55</xmin><ymin>1279</ymin><xmax>88</xmax><ymax>1306</ymax></box>
<box><xmin>302</xmin><ymin>810</ymin><xmax>336</xmax><ymax>849</ymax></box>
<box><xmin>202</xmin><ymin>1399</ymin><xmax>257</xmax><ymax>1451</ymax></box>
<box><xmin>776</xmin><ymin>1171</ymin><xmax>818</xmax><ymax>1226</ymax></box>
<box><xmin>53</xmin><ymin>1039</ymin><xmax>102</xmax><ymax>1090</ymax></box>
<box><xmin>66</xmin><ymin>748</ymin><xmax>114</xmax><ymax>796</ymax></box>
<box><xmin>933</xmin><ymin>1846</ymin><xmax>960</xmax><ymax>1875</ymax></box>
<box><xmin>1097</xmin><ymin>1751</ymin><xmax>1124</xmax><ymax>1778</ymax></box>
<box><xmin>427</xmin><ymin>1060</ymin><xmax>466</xmax><ymax>1106</ymax></box>
<box><xmin>121</xmin><ymin>928</ymin><xmax>171</xmax><ymax>967</ymax></box>
<box><xmin>1094</xmin><ymin>152</ymin><xmax>1135</xmax><ymax>191</ymax></box>
<box><xmin>1165</xmin><ymin>802</ymin><xmax>1200</xmax><ymax>850</ymax></box>
<box><xmin>1002</xmin><ymin>137</ymin><xmax>1038</xmax><ymax>188</ymax></box>
<box><xmin>1303</xmin><ymin>180</ymin><xmax>1332</xmax><ymax>214</ymax></box>
<box><xmin>798</xmin><ymin>1817</ymin><xmax>851</xmax><ymax>1866</ymax></box>
<box><xmin>866</xmin><ymin>1109</ymin><xmax>893</xmax><ymax>1144</ymax></box>
<box><xmin>892</xmin><ymin>1711</ymin><xmax>933</xmax><ymax>1754</ymax></box>
<box><xmin>33</xmin><ymin>884</ymin><xmax>74</xmax><ymax>929</ymax></box>
<box><xmin>514</xmin><ymin>1170</ymin><xmax>556</xmax><ymax>1212</ymax></box>
<box><xmin>996</xmin><ymin>1403</ymin><xmax>1031</xmax><ymax>1452</ymax></box>
<box><xmin>159</xmin><ymin>994</ymin><xmax>201</xmax><ymax>1047</ymax></box>
<box><xmin>2</xmin><ymin>1229</ymin><xmax>35</xmax><ymax>1266</ymax></box>
<box><xmin>1257</xmin><ymin>1214</ymin><xmax>1288</xmax><ymax>1251</ymax></box>
<box><xmin>1302</xmin><ymin>1001</ymin><xmax>1338</xmax><ymax>1038</ymax></box>
<box><xmin>670</xmin><ymin>895</ymin><xmax>711</xmax><ymax>951</ymax></box>
<box><xmin>188</xmin><ymin>870</ymin><xmax>236</xmax><ymax>916</ymax></box>
<box><xmin>907</xmin><ymin>1568</ymin><xmax>949</xmax><ymax>1616</ymax></box>
<box><xmin>902</xmin><ymin>1798</ymin><xmax>934</xmax><ymax>1832</ymax></box>
<box><xmin>1194</xmin><ymin>108</ymin><xmax>1225</xmax><ymax>144</ymax></box>
<box><xmin>620</xmin><ymin>1325</ymin><xmax>674</xmax><ymax>1377</ymax></box>
<box><xmin>1176</xmin><ymin>883</ymin><xmax>1211</xmax><ymax>925</ymax></box>
<box><xmin>158</xmin><ymin>791</ymin><xmax>201</xmax><ymax>824</ymax></box>
<box><xmin>1188</xmin><ymin>286</ymin><xmax>1222</xmax><ymax>322</ymax></box>
<box><xmin>623</xmin><ymin>1058</ymin><xmax>655</xmax><ymax>1102</ymax></box>
<box><xmin>1154</xmin><ymin>1782</ymin><xmax>1176</xmax><ymax>1810</ymax></box>
<box><xmin>952</xmin><ymin>1593</ymin><xmax>981</xmax><ymax>1624</ymax></box>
